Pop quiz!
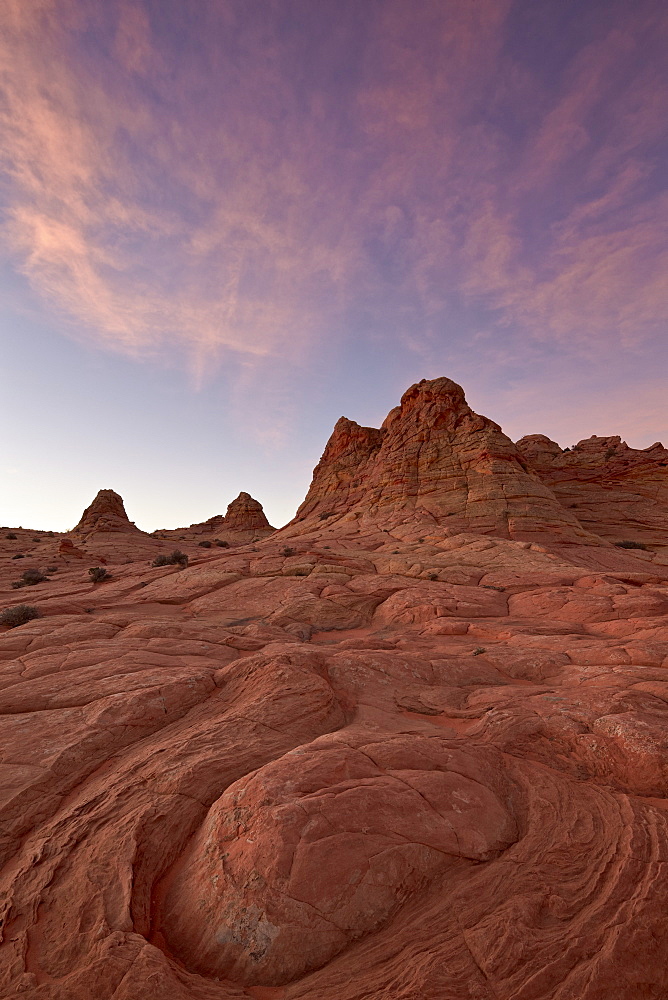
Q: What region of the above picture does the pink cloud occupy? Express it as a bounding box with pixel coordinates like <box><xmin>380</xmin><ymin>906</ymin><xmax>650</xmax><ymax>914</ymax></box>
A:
<box><xmin>0</xmin><ymin>0</ymin><xmax>665</xmax><ymax>401</ymax></box>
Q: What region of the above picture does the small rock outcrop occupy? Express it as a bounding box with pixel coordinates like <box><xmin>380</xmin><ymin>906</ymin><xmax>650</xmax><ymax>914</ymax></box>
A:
<box><xmin>222</xmin><ymin>492</ymin><xmax>273</xmax><ymax>532</ymax></box>
<box><xmin>293</xmin><ymin>377</ymin><xmax>595</xmax><ymax>543</ymax></box>
<box><xmin>163</xmin><ymin>492</ymin><xmax>275</xmax><ymax>541</ymax></box>
<box><xmin>71</xmin><ymin>489</ymin><xmax>141</xmax><ymax>538</ymax></box>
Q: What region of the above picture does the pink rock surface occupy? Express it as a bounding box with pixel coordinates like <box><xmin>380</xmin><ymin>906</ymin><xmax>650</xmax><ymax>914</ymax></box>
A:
<box><xmin>0</xmin><ymin>379</ymin><xmax>667</xmax><ymax>999</ymax></box>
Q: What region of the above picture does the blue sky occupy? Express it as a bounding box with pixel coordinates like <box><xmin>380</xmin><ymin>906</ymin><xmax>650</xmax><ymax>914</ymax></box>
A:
<box><xmin>1</xmin><ymin>0</ymin><xmax>666</xmax><ymax>531</ymax></box>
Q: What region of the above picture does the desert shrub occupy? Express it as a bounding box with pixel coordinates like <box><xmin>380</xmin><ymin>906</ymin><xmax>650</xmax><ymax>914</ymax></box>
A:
<box><xmin>319</xmin><ymin>511</ymin><xmax>333</xmax><ymax>520</ymax></box>
<box><xmin>215</xmin><ymin>539</ymin><xmax>230</xmax><ymax>548</ymax></box>
<box><xmin>32</xmin><ymin>537</ymin><xmax>41</xmax><ymax>542</ymax></box>
<box><xmin>281</xmin><ymin>546</ymin><xmax>296</xmax><ymax>557</ymax></box>
<box><xmin>153</xmin><ymin>550</ymin><xmax>188</xmax><ymax>568</ymax></box>
<box><xmin>604</xmin><ymin>448</ymin><xmax>615</xmax><ymax>460</ymax></box>
<box><xmin>19</xmin><ymin>568</ymin><xmax>47</xmax><ymax>586</ymax></box>
<box><xmin>472</xmin><ymin>647</ymin><xmax>486</xmax><ymax>656</ymax></box>
<box><xmin>0</xmin><ymin>604</ymin><xmax>40</xmax><ymax>628</ymax></box>
<box><xmin>198</xmin><ymin>540</ymin><xmax>212</xmax><ymax>548</ymax></box>
<box><xmin>428</xmin><ymin>573</ymin><xmax>439</xmax><ymax>581</ymax></box>
<box><xmin>88</xmin><ymin>567</ymin><xmax>110</xmax><ymax>583</ymax></box>
<box><xmin>11</xmin><ymin>554</ymin><xmax>25</xmax><ymax>560</ymax></box>
<box><xmin>6</xmin><ymin>533</ymin><xmax>17</xmax><ymax>540</ymax></box>
<box><xmin>614</xmin><ymin>540</ymin><xmax>648</xmax><ymax>550</ymax></box>
<box><xmin>45</xmin><ymin>531</ymin><xmax>55</xmax><ymax>538</ymax></box>
<box><xmin>46</xmin><ymin>566</ymin><xmax>58</xmax><ymax>573</ymax></box>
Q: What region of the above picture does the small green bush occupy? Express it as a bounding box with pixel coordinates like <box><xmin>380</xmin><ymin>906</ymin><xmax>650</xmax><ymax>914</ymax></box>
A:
<box><xmin>89</xmin><ymin>567</ymin><xmax>110</xmax><ymax>583</ymax></box>
<box><xmin>215</xmin><ymin>539</ymin><xmax>230</xmax><ymax>548</ymax></box>
<box><xmin>46</xmin><ymin>566</ymin><xmax>58</xmax><ymax>573</ymax></box>
<box><xmin>0</xmin><ymin>604</ymin><xmax>40</xmax><ymax>627</ymax></box>
<box><xmin>198</xmin><ymin>540</ymin><xmax>212</xmax><ymax>548</ymax></box>
<box><xmin>281</xmin><ymin>546</ymin><xmax>296</xmax><ymax>557</ymax></box>
<box><xmin>11</xmin><ymin>553</ymin><xmax>25</xmax><ymax>560</ymax></box>
<box><xmin>614</xmin><ymin>540</ymin><xmax>648</xmax><ymax>550</ymax></box>
<box><xmin>472</xmin><ymin>647</ymin><xmax>486</xmax><ymax>656</ymax></box>
<box><xmin>6</xmin><ymin>533</ymin><xmax>17</xmax><ymax>540</ymax></box>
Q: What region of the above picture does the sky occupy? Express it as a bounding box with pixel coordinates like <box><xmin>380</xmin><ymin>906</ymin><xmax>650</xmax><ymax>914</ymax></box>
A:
<box><xmin>1</xmin><ymin>0</ymin><xmax>666</xmax><ymax>531</ymax></box>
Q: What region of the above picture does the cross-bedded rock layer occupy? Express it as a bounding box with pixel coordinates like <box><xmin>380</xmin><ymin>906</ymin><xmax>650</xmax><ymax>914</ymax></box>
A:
<box><xmin>0</xmin><ymin>378</ymin><xmax>667</xmax><ymax>1000</ymax></box>
<box><xmin>292</xmin><ymin>378</ymin><xmax>597</xmax><ymax>544</ymax></box>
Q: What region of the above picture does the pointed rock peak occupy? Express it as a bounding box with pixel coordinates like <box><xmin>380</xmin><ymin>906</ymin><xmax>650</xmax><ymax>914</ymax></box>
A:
<box><xmin>224</xmin><ymin>492</ymin><xmax>274</xmax><ymax>532</ymax></box>
<box><xmin>71</xmin><ymin>489</ymin><xmax>140</xmax><ymax>536</ymax></box>
<box><xmin>293</xmin><ymin>376</ymin><xmax>596</xmax><ymax>544</ymax></box>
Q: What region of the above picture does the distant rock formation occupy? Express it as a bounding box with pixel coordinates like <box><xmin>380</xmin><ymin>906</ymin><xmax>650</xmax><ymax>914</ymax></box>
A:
<box><xmin>293</xmin><ymin>377</ymin><xmax>596</xmax><ymax>543</ymax></box>
<box><xmin>223</xmin><ymin>492</ymin><xmax>273</xmax><ymax>532</ymax></box>
<box><xmin>517</xmin><ymin>434</ymin><xmax>668</xmax><ymax>547</ymax></box>
<box><xmin>71</xmin><ymin>489</ymin><xmax>142</xmax><ymax>538</ymax></box>
<box><xmin>169</xmin><ymin>492</ymin><xmax>275</xmax><ymax>540</ymax></box>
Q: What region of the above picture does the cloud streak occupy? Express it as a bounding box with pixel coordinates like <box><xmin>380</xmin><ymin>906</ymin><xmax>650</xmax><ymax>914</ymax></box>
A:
<box><xmin>0</xmin><ymin>0</ymin><xmax>666</xmax><ymax>392</ymax></box>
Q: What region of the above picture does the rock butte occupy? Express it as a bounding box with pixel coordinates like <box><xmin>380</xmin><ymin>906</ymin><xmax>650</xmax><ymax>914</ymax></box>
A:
<box><xmin>0</xmin><ymin>376</ymin><xmax>667</xmax><ymax>1000</ymax></box>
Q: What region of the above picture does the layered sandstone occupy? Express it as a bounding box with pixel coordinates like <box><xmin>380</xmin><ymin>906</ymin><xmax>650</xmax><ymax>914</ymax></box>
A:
<box><xmin>0</xmin><ymin>378</ymin><xmax>667</xmax><ymax>1000</ymax></box>
<box><xmin>222</xmin><ymin>491</ymin><xmax>274</xmax><ymax>532</ymax></box>
<box><xmin>155</xmin><ymin>491</ymin><xmax>274</xmax><ymax>545</ymax></box>
<box><xmin>292</xmin><ymin>378</ymin><xmax>597</xmax><ymax>545</ymax></box>
<box><xmin>517</xmin><ymin>434</ymin><xmax>668</xmax><ymax>550</ymax></box>
<box><xmin>71</xmin><ymin>488</ymin><xmax>142</xmax><ymax>538</ymax></box>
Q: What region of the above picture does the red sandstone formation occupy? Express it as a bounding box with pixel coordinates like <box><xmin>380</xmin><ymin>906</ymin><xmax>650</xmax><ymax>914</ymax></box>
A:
<box><xmin>223</xmin><ymin>491</ymin><xmax>274</xmax><ymax>532</ymax></box>
<box><xmin>292</xmin><ymin>378</ymin><xmax>597</xmax><ymax>544</ymax></box>
<box><xmin>0</xmin><ymin>377</ymin><xmax>667</xmax><ymax>1000</ymax></box>
<box><xmin>155</xmin><ymin>492</ymin><xmax>274</xmax><ymax>545</ymax></box>
<box><xmin>71</xmin><ymin>488</ymin><xmax>142</xmax><ymax>538</ymax></box>
<box><xmin>517</xmin><ymin>433</ymin><xmax>668</xmax><ymax>551</ymax></box>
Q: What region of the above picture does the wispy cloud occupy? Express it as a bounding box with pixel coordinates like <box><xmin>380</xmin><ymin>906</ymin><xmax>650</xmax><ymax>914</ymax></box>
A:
<box><xmin>0</xmin><ymin>0</ymin><xmax>666</xmax><ymax>398</ymax></box>
<box><xmin>0</xmin><ymin>1</ymin><xmax>361</xmax><ymax>380</ymax></box>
